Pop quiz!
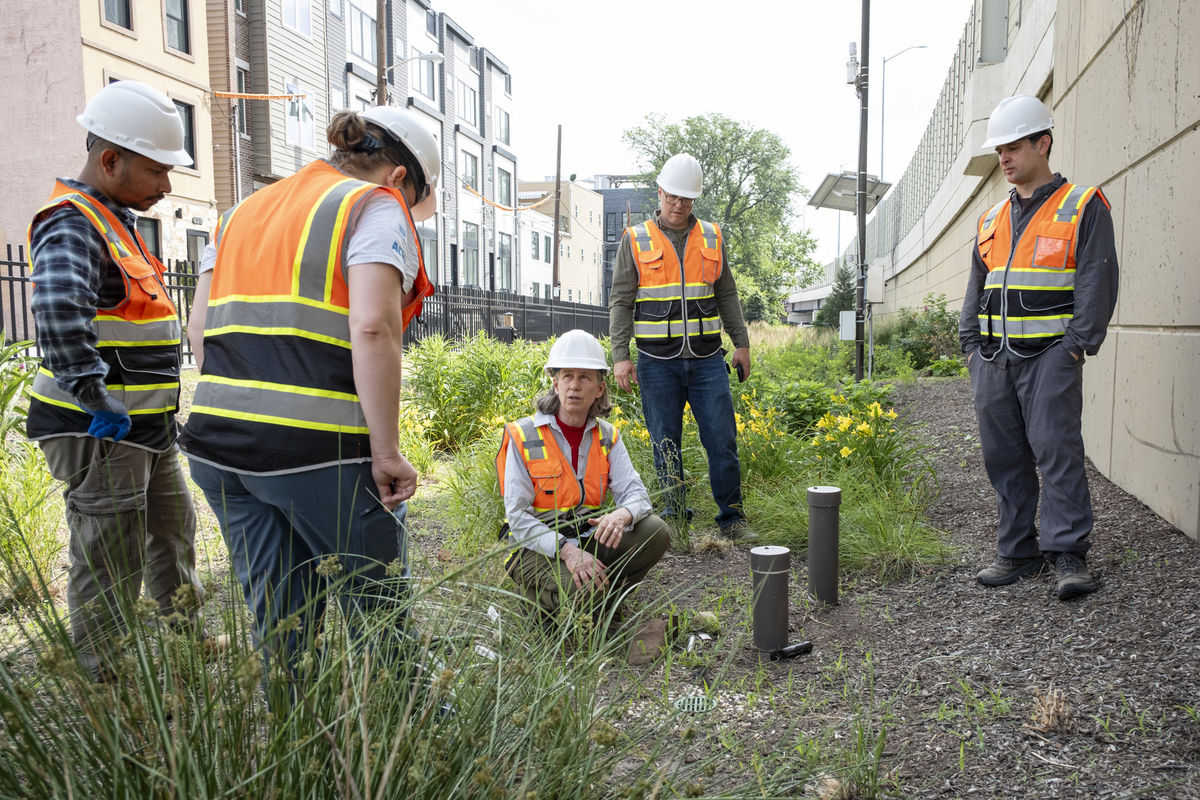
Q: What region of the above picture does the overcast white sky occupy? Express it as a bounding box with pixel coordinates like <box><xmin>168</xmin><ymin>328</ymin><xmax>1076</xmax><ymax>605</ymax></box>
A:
<box><xmin>431</xmin><ymin>0</ymin><xmax>975</xmax><ymax>266</ymax></box>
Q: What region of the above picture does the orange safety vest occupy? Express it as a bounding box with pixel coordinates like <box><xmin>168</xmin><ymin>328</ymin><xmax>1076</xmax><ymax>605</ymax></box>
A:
<box><xmin>496</xmin><ymin>416</ymin><xmax>616</xmax><ymax>525</ymax></box>
<box><xmin>628</xmin><ymin>219</ymin><xmax>723</xmax><ymax>358</ymax></box>
<box><xmin>26</xmin><ymin>181</ymin><xmax>182</xmax><ymax>451</ymax></box>
<box><xmin>976</xmin><ymin>182</ymin><xmax>1107</xmax><ymax>356</ymax></box>
<box><xmin>180</xmin><ymin>159</ymin><xmax>433</xmax><ymax>473</ymax></box>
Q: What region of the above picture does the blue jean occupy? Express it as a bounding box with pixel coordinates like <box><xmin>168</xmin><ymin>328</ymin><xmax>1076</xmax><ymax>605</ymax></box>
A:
<box><xmin>189</xmin><ymin>459</ymin><xmax>409</xmax><ymax>671</ymax></box>
<box><xmin>636</xmin><ymin>353</ymin><xmax>744</xmax><ymax>528</ymax></box>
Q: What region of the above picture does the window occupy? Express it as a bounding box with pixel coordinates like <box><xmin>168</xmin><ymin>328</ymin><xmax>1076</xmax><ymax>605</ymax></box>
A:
<box><xmin>543</xmin><ymin>235</ymin><xmax>551</xmax><ymax>262</ymax></box>
<box><xmin>234</xmin><ymin>0</ymin><xmax>245</xmax><ymax>12</ymax></box>
<box><xmin>104</xmin><ymin>0</ymin><xmax>131</xmax><ymax>29</ymax></box>
<box><xmin>328</xmin><ymin>0</ymin><xmax>341</xmax><ymax>16</ymax></box>
<box><xmin>566</xmin><ymin>245</ymin><xmax>570</xmax><ymax>259</ymax></box>
<box><xmin>460</xmin><ymin>151</ymin><xmax>478</xmax><ymax>190</ymax></box>
<box><xmin>496</xmin><ymin>168</ymin><xmax>511</xmax><ymax>207</ymax></box>
<box><xmin>136</xmin><ymin>218</ymin><xmax>161</xmax><ymax>259</ymax></box>
<box><xmin>504</xmin><ymin>74</ymin><xmax>512</xmax><ymax>95</ymax></box>
<box><xmin>285</xmin><ymin>83</ymin><xmax>315</xmax><ymax>149</ymax></box>
<box><xmin>425</xmin><ymin>9</ymin><xmax>436</xmax><ymax>35</ymax></box>
<box><xmin>544</xmin><ymin>284</ymin><xmax>551</xmax><ymax>301</ymax></box>
<box><xmin>457</xmin><ymin>80</ymin><xmax>477</xmax><ymax>127</ymax></box>
<box><xmin>495</xmin><ymin>108</ymin><xmax>510</xmax><ymax>145</ymax></box>
<box><xmin>605</xmin><ymin>212</ymin><xmax>617</xmax><ymax>241</ymax></box>
<box><xmin>530</xmin><ymin>230</ymin><xmax>539</xmax><ymax>260</ymax></box>
<box><xmin>283</xmin><ymin>0</ymin><xmax>311</xmax><ymax>35</ymax></box>
<box><xmin>186</xmin><ymin>230</ymin><xmax>209</xmax><ymax>264</ymax></box>
<box><xmin>419</xmin><ymin>221</ymin><xmax>439</xmax><ymax>283</ymax></box>
<box><xmin>498</xmin><ymin>233</ymin><xmax>512</xmax><ymax>291</ymax></box>
<box><xmin>173</xmin><ymin>100</ymin><xmax>195</xmax><ymax>164</ymax></box>
<box><xmin>411</xmin><ymin>49</ymin><xmax>437</xmax><ymax>100</ymax></box>
<box><xmin>462</xmin><ymin>222</ymin><xmax>479</xmax><ymax>285</ymax></box>
<box><xmin>165</xmin><ymin>0</ymin><xmax>189</xmax><ymax>53</ymax></box>
<box><xmin>236</xmin><ymin>69</ymin><xmax>250</xmax><ymax>134</ymax></box>
<box><xmin>348</xmin><ymin>0</ymin><xmax>376</xmax><ymax>65</ymax></box>
<box><xmin>567</xmin><ymin>289</ymin><xmax>573</xmax><ymax>302</ymax></box>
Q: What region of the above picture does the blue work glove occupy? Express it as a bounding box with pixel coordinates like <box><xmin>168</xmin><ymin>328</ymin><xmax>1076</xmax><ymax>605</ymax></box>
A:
<box><xmin>76</xmin><ymin>381</ymin><xmax>132</xmax><ymax>443</ymax></box>
<box><xmin>87</xmin><ymin>408</ymin><xmax>132</xmax><ymax>442</ymax></box>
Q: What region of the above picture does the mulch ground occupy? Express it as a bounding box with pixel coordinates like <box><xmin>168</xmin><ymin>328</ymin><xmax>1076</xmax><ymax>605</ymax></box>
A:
<box><xmin>452</xmin><ymin>375</ymin><xmax>1199</xmax><ymax>799</ymax></box>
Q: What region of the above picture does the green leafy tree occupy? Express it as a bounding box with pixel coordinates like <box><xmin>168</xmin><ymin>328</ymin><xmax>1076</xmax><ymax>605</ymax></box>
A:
<box><xmin>814</xmin><ymin>264</ymin><xmax>857</xmax><ymax>328</ymax></box>
<box><xmin>622</xmin><ymin>113</ymin><xmax>822</xmax><ymax>320</ymax></box>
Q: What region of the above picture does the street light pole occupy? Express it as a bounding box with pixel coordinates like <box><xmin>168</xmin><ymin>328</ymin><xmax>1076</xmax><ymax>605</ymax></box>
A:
<box><xmin>853</xmin><ymin>0</ymin><xmax>870</xmax><ymax>383</ymax></box>
<box><xmin>879</xmin><ymin>45</ymin><xmax>927</xmax><ymax>181</ymax></box>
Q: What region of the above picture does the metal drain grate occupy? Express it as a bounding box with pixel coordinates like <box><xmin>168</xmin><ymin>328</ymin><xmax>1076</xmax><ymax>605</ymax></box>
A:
<box><xmin>674</xmin><ymin>694</ymin><xmax>716</xmax><ymax>714</ymax></box>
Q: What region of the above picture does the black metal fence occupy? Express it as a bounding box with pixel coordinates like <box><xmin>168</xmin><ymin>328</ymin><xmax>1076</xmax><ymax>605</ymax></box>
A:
<box><xmin>0</xmin><ymin>243</ymin><xmax>608</xmax><ymax>364</ymax></box>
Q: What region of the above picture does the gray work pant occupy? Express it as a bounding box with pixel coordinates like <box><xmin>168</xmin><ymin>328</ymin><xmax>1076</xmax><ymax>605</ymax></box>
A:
<box><xmin>967</xmin><ymin>343</ymin><xmax>1093</xmax><ymax>558</ymax></box>
<box><xmin>40</xmin><ymin>436</ymin><xmax>202</xmax><ymax>679</ymax></box>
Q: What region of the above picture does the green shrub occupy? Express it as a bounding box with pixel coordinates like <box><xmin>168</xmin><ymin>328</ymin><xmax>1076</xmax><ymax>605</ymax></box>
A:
<box><xmin>928</xmin><ymin>355</ymin><xmax>966</xmax><ymax>377</ymax></box>
<box><xmin>892</xmin><ymin>293</ymin><xmax>960</xmax><ymax>371</ymax></box>
<box><xmin>406</xmin><ymin>334</ymin><xmax>548</xmax><ymax>451</ymax></box>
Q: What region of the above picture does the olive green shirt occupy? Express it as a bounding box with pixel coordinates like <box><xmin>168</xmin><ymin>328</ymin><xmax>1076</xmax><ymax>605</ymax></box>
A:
<box><xmin>608</xmin><ymin>210</ymin><xmax>750</xmax><ymax>362</ymax></box>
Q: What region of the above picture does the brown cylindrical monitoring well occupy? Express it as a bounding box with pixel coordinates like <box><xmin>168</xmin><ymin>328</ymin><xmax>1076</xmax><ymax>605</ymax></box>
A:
<box><xmin>807</xmin><ymin>485</ymin><xmax>842</xmax><ymax>605</ymax></box>
<box><xmin>750</xmin><ymin>545</ymin><xmax>790</xmax><ymax>652</ymax></box>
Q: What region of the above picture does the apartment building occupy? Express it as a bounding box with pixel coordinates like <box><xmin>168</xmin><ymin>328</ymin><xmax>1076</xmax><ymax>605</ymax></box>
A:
<box><xmin>519</xmin><ymin>209</ymin><xmax>554</xmax><ymax>300</ymax></box>
<box><xmin>4</xmin><ymin>0</ymin><xmax>217</xmax><ymax>261</ymax></box>
<box><xmin>518</xmin><ymin>179</ymin><xmax>604</xmax><ymax>306</ymax></box>
<box><xmin>593</xmin><ymin>174</ymin><xmax>656</xmax><ymax>307</ymax></box>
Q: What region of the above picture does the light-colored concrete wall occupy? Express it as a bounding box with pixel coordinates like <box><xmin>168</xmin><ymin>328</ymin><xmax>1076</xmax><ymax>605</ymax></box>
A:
<box><xmin>865</xmin><ymin>0</ymin><xmax>1199</xmax><ymax>538</ymax></box>
<box><xmin>0</xmin><ymin>0</ymin><xmax>87</xmax><ymax>247</ymax></box>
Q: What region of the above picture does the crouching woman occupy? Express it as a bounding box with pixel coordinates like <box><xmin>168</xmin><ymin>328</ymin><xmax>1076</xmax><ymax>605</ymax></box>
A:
<box><xmin>496</xmin><ymin>330</ymin><xmax>670</xmax><ymax>620</ymax></box>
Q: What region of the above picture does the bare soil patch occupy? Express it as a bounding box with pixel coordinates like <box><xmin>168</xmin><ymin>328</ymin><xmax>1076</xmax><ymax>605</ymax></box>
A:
<box><xmin>413</xmin><ymin>375</ymin><xmax>1199</xmax><ymax>798</ymax></box>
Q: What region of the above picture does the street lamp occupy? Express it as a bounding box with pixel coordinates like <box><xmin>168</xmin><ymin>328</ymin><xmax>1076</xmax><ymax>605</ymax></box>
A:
<box><xmin>376</xmin><ymin>52</ymin><xmax>443</xmax><ymax>105</ymax></box>
<box><xmin>879</xmin><ymin>45</ymin><xmax>926</xmax><ymax>181</ymax></box>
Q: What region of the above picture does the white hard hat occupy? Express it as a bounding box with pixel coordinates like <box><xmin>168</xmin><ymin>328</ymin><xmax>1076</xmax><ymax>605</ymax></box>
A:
<box><xmin>982</xmin><ymin>94</ymin><xmax>1053</xmax><ymax>149</ymax></box>
<box><xmin>76</xmin><ymin>81</ymin><xmax>192</xmax><ymax>167</ymax></box>
<box><xmin>545</xmin><ymin>330</ymin><xmax>608</xmax><ymax>373</ymax></box>
<box><xmin>360</xmin><ymin>106</ymin><xmax>440</xmax><ymax>219</ymax></box>
<box><xmin>656</xmin><ymin>153</ymin><xmax>703</xmax><ymax>199</ymax></box>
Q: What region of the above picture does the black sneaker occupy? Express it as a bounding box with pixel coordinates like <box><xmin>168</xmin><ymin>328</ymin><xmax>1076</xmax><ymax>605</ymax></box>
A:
<box><xmin>976</xmin><ymin>556</ymin><xmax>1047</xmax><ymax>586</ymax></box>
<box><xmin>1052</xmin><ymin>552</ymin><xmax>1097</xmax><ymax>600</ymax></box>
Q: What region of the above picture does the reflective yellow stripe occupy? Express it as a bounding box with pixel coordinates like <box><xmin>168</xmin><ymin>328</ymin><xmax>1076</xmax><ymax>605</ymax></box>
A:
<box><xmin>191</xmin><ymin>405</ymin><xmax>369</xmax><ymax>434</ymax></box>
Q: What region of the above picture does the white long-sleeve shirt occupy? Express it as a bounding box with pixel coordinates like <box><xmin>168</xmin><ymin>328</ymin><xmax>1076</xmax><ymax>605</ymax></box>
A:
<box><xmin>501</xmin><ymin>412</ymin><xmax>652</xmax><ymax>557</ymax></box>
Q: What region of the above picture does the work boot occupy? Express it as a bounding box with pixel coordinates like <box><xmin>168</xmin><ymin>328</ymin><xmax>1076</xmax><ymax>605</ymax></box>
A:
<box><xmin>1052</xmin><ymin>552</ymin><xmax>1097</xmax><ymax>600</ymax></box>
<box><xmin>976</xmin><ymin>556</ymin><xmax>1046</xmax><ymax>586</ymax></box>
<box><xmin>719</xmin><ymin>519</ymin><xmax>758</xmax><ymax>542</ymax></box>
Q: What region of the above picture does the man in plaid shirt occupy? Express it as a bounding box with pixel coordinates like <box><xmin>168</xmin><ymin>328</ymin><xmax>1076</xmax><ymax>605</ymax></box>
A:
<box><xmin>26</xmin><ymin>81</ymin><xmax>208</xmax><ymax>680</ymax></box>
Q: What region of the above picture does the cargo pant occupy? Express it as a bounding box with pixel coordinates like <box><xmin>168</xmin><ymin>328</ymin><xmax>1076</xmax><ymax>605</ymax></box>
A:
<box><xmin>40</xmin><ymin>437</ymin><xmax>202</xmax><ymax>680</ymax></box>
<box><xmin>505</xmin><ymin>514</ymin><xmax>671</xmax><ymax>617</ymax></box>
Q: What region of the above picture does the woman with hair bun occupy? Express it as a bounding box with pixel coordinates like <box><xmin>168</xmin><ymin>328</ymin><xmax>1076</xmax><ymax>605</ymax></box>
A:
<box><xmin>180</xmin><ymin>107</ymin><xmax>439</xmax><ymax>678</ymax></box>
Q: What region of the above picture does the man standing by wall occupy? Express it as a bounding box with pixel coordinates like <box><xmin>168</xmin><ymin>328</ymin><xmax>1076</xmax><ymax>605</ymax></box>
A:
<box><xmin>960</xmin><ymin>94</ymin><xmax>1119</xmax><ymax>601</ymax></box>
<box><xmin>26</xmin><ymin>81</ymin><xmax>205</xmax><ymax>679</ymax></box>
<box><xmin>609</xmin><ymin>153</ymin><xmax>754</xmax><ymax>539</ymax></box>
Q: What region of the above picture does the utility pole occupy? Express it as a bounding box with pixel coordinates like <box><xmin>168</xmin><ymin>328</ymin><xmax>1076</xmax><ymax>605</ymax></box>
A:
<box><xmin>853</xmin><ymin>0</ymin><xmax>870</xmax><ymax>382</ymax></box>
<box><xmin>375</xmin><ymin>0</ymin><xmax>387</xmax><ymax>105</ymax></box>
<box><xmin>551</xmin><ymin>124</ymin><xmax>562</xmax><ymax>297</ymax></box>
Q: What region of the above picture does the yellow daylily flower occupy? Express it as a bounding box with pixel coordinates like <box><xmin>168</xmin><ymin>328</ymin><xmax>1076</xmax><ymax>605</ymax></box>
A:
<box><xmin>839</xmin><ymin>446</ymin><xmax>854</xmax><ymax>458</ymax></box>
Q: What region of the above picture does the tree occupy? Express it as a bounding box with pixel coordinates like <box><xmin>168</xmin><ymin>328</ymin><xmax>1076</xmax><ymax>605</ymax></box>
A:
<box><xmin>622</xmin><ymin>113</ymin><xmax>821</xmax><ymax>319</ymax></box>
<box><xmin>814</xmin><ymin>264</ymin><xmax>856</xmax><ymax>328</ymax></box>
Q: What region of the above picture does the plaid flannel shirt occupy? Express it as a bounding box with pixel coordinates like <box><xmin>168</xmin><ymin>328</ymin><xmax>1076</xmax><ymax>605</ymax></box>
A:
<box><xmin>29</xmin><ymin>178</ymin><xmax>143</xmax><ymax>397</ymax></box>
